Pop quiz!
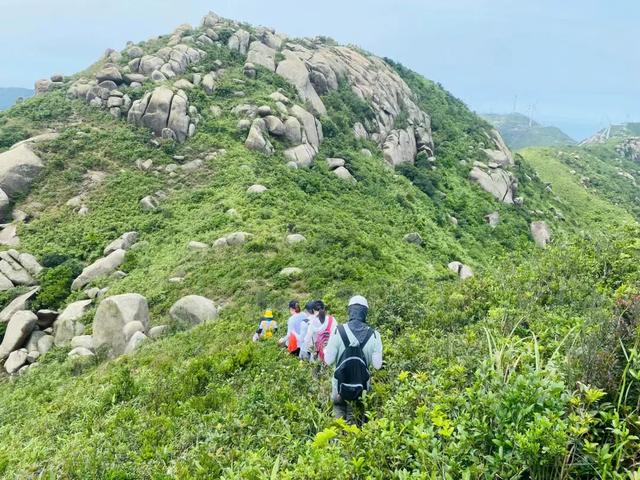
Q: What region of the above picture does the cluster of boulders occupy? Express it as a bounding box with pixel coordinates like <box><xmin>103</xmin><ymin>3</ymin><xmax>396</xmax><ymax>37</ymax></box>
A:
<box><xmin>0</xmin><ymin>250</ymin><xmax>42</xmax><ymax>291</ymax></box>
<box><xmin>34</xmin><ymin>74</ymin><xmax>65</xmax><ymax>94</ymax></box>
<box><xmin>1</xmin><ymin>306</ymin><xmax>54</xmax><ymax>375</ymax></box>
<box><xmin>0</xmin><ymin>134</ymin><xmax>56</xmax><ymax>230</ymax></box>
<box><xmin>140</xmin><ymin>190</ymin><xmax>168</xmax><ymax>212</ymax></box>
<box><xmin>618</xmin><ymin>138</ymin><xmax>640</xmax><ymax>163</ymax></box>
<box><xmin>326</xmin><ymin>158</ymin><xmax>356</xmax><ymax>183</ymax></box>
<box><xmin>128</xmin><ymin>87</ymin><xmax>200</xmax><ymax>142</ymax></box>
<box><xmin>235</xmin><ymin>93</ymin><xmax>324</xmax><ymax>168</ymax></box>
<box><xmin>197</xmin><ymin>10</ymin><xmax>434</xmax><ymax>167</ymax></box>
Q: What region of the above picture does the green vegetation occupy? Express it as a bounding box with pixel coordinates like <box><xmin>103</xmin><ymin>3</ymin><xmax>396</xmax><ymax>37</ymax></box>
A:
<box><xmin>0</xmin><ymin>32</ymin><xmax>639</xmax><ymax>480</ymax></box>
<box><xmin>482</xmin><ymin>112</ymin><xmax>576</xmax><ymax>150</ymax></box>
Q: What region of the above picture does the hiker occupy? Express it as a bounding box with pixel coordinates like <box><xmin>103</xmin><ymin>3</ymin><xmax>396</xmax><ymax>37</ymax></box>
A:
<box><xmin>298</xmin><ymin>302</ymin><xmax>316</xmax><ymax>360</ymax></box>
<box><xmin>324</xmin><ymin>295</ymin><xmax>382</xmax><ymax>423</ymax></box>
<box><xmin>252</xmin><ymin>310</ymin><xmax>278</xmax><ymax>342</ymax></box>
<box><xmin>284</xmin><ymin>300</ymin><xmax>308</xmax><ymax>355</ymax></box>
<box><xmin>301</xmin><ymin>300</ymin><xmax>337</xmax><ymax>362</ymax></box>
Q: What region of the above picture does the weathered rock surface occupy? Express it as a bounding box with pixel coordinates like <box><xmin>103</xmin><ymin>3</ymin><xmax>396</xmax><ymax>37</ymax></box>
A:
<box><xmin>531</xmin><ymin>221</ymin><xmax>551</xmax><ymax>248</ymax></box>
<box><xmin>247</xmin><ymin>41</ymin><xmax>277</xmax><ymax>71</ymax></box>
<box><xmin>0</xmin><ymin>287</ymin><xmax>39</xmax><ymax>323</ymax></box>
<box><xmin>128</xmin><ymin>87</ymin><xmax>197</xmax><ymax>142</ymax></box>
<box><xmin>0</xmin><ymin>311</ymin><xmax>38</xmax><ymax>359</ymax></box>
<box><xmin>53</xmin><ymin>299</ymin><xmax>92</xmax><ymax>346</ymax></box>
<box><xmin>469</xmin><ymin>166</ymin><xmax>515</xmax><ymax>204</ymax></box>
<box><xmin>448</xmin><ymin>261</ymin><xmax>474</xmax><ymax>280</ymax></box>
<box><xmin>93</xmin><ymin>294</ymin><xmax>150</xmax><ymax>357</ymax></box>
<box><xmin>124</xmin><ymin>331</ymin><xmax>148</xmax><ymax>354</ymax></box>
<box><xmin>0</xmin><ymin>143</ymin><xmax>44</xmax><ymax>201</ymax></box>
<box><xmin>247</xmin><ymin>185</ymin><xmax>267</xmax><ymax>195</ymax></box>
<box><xmin>484</xmin><ymin>212</ymin><xmax>500</xmax><ymax>228</ymax></box>
<box><xmin>286</xmin><ymin>234</ymin><xmax>306</xmax><ymax>245</ymax></box>
<box><xmin>284</xmin><ymin>144</ymin><xmax>317</xmax><ymax>168</ymax></box>
<box><xmin>245</xmin><ymin>118</ymin><xmax>274</xmax><ymax>155</ymax></box>
<box><xmin>333</xmin><ymin>166</ymin><xmax>356</xmax><ymax>183</ymax></box>
<box><xmin>71</xmin><ymin>249</ymin><xmax>127</xmax><ymax>291</ymax></box>
<box><xmin>5</xmin><ymin>350</ymin><xmax>28</xmax><ymax>374</ymax></box>
<box><xmin>103</xmin><ymin>232</ymin><xmax>139</xmax><ymax>256</ymax></box>
<box><xmin>169</xmin><ymin>295</ymin><xmax>218</xmax><ymax>326</ymax></box>
<box><xmin>280</xmin><ymin>267</ymin><xmax>303</xmax><ymax>277</ymax></box>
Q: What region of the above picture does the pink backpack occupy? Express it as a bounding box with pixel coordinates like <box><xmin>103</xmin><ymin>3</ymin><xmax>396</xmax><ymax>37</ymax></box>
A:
<box><xmin>315</xmin><ymin>316</ymin><xmax>335</xmax><ymax>362</ymax></box>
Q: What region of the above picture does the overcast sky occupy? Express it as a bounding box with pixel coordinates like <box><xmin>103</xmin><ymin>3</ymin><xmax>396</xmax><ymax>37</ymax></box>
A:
<box><xmin>0</xmin><ymin>0</ymin><xmax>638</xmax><ymax>140</ymax></box>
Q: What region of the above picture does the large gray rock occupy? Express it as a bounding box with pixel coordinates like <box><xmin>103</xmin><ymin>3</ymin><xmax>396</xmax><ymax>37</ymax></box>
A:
<box><xmin>0</xmin><ymin>223</ymin><xmax>19</xmax><ymax>247</ymax></box>
<box><xmin>70</xmin><ymin>335</ymin><xmax>94</xmax><ymax>350</ymax></box>
<box><xmin>284</xmin><ymin>144</ymin><xmax>317</xmax><ymax>168</ymax></box>
<box><xmin>124</xmin><ymin>331</ymin><xmax>148</xmax><ymax>354</ymax></box>
<box><xmin>0</xmin><ymin>251</ymin><xmax>36</xmax><ymax>286</ymax></box>
<box><xmin>93</xmin><ymin>293</ymin><xmax>150</xmax><ymax>357</ymax></box>
<box><xmin>169</xmin><ymin>295</ymin><xmax>218</xmax><ymax>326</ymax></box>
<box><xmin>71</xmin><ymin>249</ymin><xmax>126</xmax><ymax>291</ymax></box>
<box><xmin>5</xmin><ymin>349</ymin><xmax>28</xmax><ymax>374</ymax></box>
<box><xmin>37</xmin><ymin>335</ymin><xmax>54</xmax><ymax>355</ymax></box>
<box><xmin>228</xmin><ymin>29</ymin><xmax>251</xmax><ymax>55</ymax></box>
<box><xmin>0</xmin><ymin>310</ymin><xmax>37</xmax><ymax>359</ymax></box>
<box><xmin>448</xmin><ymin>261</ymin><xmax>474</xmax><ymax>280</ymax></box>
<box><xmin>289</xmin><ymin>105</ymin><xmax>323</xmax><ymax>149</ymax></box>
<box><xmin>245</xmin><ymin>119</ymin><xmax>274</xmax><ymax>155</ymax></box>
<box><xmin>25</xmin><ymin>330</ymin><xmax>46</xmax><ymax>353</ymax></box>
<box><xmin>531</xmin><ymin>221</ymin><xmax>551</xmax><ymax>248</ymax></box>
<box><xmin>383</xmin><ymin>128</ymin><xmax>417</xmax><ymax>167</ymax></box>
<box><xmin>128</xmin><ymin>87</ymin><xmax>194</xmax><ymax>143</ymax></box>
<box><xmin>333</xmin><ymin>166</ymin><xmax>356</xmax><ymax>183</ymax></box>
<box><xmin>103</xmin><ymin>231</ymin><xmax>139</xmax><ymax>256</ymax></box>
<box><xmin>0</xmin><ymin>143</ymin><xmax>44</xmax><ymax>199</ymax></box>
<box><xmin>0</xmin><ymin>287</ymin><xmax>39</xmax><ymax>323</ymax></box>
<box><xmin>276</xmin><ymin>56</ymin><xmax>326</xmax><ymax>116</ymax></box>
<box><xmin>469</xmin><ymin>166</ymin><xmax>515</xmax><ymax>204</ymax></box>
<box><xmin>53</xmin><ymin>299</ymin><xmax>92</xmax><ymax>347</ymax></box>
<box><xmin>283</xmin><ymin>117</ymin><xmax>303</xmax><ymax>144</ymax></box>
<box><xmin>247</xmin><ymin>41</ymin><xmax>276</xmax><ymax>71</ymax></box>
<box><xmin>96</xmin><ymin>66</ymin><xmax>123</xmax><ymax>84</ymax></box>
<box><xmin>68</xmin><ymin>347</ymin><xmax>95</xmax><ymax>358</ymax></box>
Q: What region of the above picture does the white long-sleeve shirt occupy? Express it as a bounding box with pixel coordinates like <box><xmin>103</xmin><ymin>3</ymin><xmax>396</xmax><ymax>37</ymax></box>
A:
<box><xmin>324</xmin><ymin>323</ymin><xmax>383</xmax><ymax>370</ymax></box>
<box><xmin>302</xmin><ymin>315</ymin><xmax>338</xmax><ymax>356</ymax></box>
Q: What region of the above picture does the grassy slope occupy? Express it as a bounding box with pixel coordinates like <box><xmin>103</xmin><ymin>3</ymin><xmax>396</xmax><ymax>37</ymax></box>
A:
<box><xmin>0</xmin><ymin>34</ymin><xmax>639</xmax><ymax>479</ymax></box>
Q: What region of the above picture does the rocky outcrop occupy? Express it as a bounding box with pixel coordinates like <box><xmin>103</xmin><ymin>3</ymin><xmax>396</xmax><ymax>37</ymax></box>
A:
<box><xmin>245</xmin><ymin>118</ymin><xmax>274</xmax><ymax>155</ymax></box>
<box><xmin>169</xmin><ymin>295</ymin><xmax>218</xmax><ymax>326</ymax></box>
<box><xmin>247</xmin><ymin>42</ymin><xmax>277</xmax><ymax>71</ymax></box>
<box><xmin>383</xmin><ymin>128</ymin><xmax>417</xmax><ymax>167</ymax></box>
<box><xmin>531</xmin><ymin>221</ymin><xmax>551</xmax><ymax>248</ymax></box>
<box><xmin>482</xmin><ymin>129</ymin><xmax>514</xmax><ymax>167</ymax></box>
<box><xmin>469</xmin><ymin>164</ymin><xmax>516</xmax><ymax>204</ymax></box>
<box><xmin>0</xmin><ymin>250</ymin><xmax>42</xmax><ymax>289</ymax></box>
<box><xmin>214</xmin><ymin>231</ymin><xmax>253</xmax><ymax>248</ymax></box>
<box><xmin>71</xmin><ymin>249</ymin><xmax>126</xmax><ymax>291</ymax></box>
<box><xmin>53</xmin><ymin>300</ymin><xmax>92</xmax><ymax>346</ymax></box>
<box><xmin>0</xmin><ymin>287</ymin><xmax>39</xmax><ymax>323</ymax></box>
<box><xmin>103</xmin><ymin>232</ymin><xmax>139</xmax><ymax>256</ymax></box>
<box><xmin>619</xmin><ymin>138</ymin><xmax>640</xmax><ymax>163</ymax></box>
<box><xmin>0</xmin><ymin>311</ymin><xmax>38</xmax><ymax>359</ymax></box>
<box><xmin>128</xmin><ymin>87</ymin><xmax>199</xmax><ymax>142</ymax></box>
<box><xmin>0</xmin><ymin>142</ymin><xmax>44</xmax><ymax>215</ymax></box>
<box><xmin>93</xmin><ymin>294</ymin><xmax>150</xmax><ymax>357</ymax></box>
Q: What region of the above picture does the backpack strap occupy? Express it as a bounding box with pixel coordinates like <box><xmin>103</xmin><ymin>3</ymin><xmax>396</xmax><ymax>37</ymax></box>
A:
<box><xmin>361</xmin><ymin>327</ymin><xmax>374</xmax><ymax>348</ymax></box>
<box><xmin>337</xmin><ymin>324</ymin><xmax>350</xmax><ymax>348</ymax></box>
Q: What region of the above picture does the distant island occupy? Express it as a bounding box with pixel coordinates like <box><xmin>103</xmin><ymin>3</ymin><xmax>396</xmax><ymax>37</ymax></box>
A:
<box><xmin>0</xmin><ymin>87</ymin><xmax>34</xmax><ymax>111</ymax></box>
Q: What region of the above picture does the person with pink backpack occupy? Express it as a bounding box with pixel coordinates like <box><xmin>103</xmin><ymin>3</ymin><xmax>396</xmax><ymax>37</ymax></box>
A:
<box><xmin>301</xmin><ymin>300</ymin><xmax>337</xmax><ymax>362</ymax></box>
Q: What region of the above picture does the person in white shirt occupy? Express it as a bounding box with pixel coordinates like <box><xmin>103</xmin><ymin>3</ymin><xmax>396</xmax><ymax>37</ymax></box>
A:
<box><xmin>284</xmin><ymin>300</ymin><xmax>308</xmax><ymax>356</ymax></box>
<box><xmin>301</xmin><ymin>300</ymin><xmax>337</xmax><ymax>362</ymax></box>
<box><xmin>324</xmin><ymin>295</ymin><xmax>382</xmax><ymax>423</ymax></box>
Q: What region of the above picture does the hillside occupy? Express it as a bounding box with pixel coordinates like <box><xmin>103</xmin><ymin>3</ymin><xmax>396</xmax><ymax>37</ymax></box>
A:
<box><xmin>483</xmin><ymin>112</ymin><xmax>576</xmax><ymax>150</ymax></box>
<box><xmin>0</xmin><ymin>87</ymin><xmax>33</xmax><ymax>111</ymax></box>
<box><xmin>581</xmin><ymin>122</ymin><xmax>640</xmax><ymax>145</ymax></box>
<box><xmin>0</xmin><ymin>11</ymin><xmax>639</xmax><ymax>479</ymax></box>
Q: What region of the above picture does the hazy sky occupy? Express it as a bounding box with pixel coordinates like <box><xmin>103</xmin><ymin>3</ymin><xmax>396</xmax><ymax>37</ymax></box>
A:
<box><xmin>0</xmin><ymin>0</ymin><xmax>638</xmax><ymax>140</ymax></box>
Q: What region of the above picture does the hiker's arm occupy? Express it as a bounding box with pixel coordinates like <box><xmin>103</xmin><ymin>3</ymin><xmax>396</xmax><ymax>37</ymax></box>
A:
<box><xmin>324</xmin><ymin>332</ymin><xmax>339</xmax><ymax>365</ymax></box>
<box><xmin>371</xmin><ymin>332</ymin><xmax>383</xmax><ymax>370</ymax></box>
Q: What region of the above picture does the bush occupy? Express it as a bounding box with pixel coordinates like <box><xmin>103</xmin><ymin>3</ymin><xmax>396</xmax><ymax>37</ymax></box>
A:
<box><xmin>32</xmin><ymin>259</ymin><xmax>83</xmax><ymax>311</ymax></box>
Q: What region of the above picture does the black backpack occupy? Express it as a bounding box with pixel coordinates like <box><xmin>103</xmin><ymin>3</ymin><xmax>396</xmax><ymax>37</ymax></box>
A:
<box><xmin>334</xmin><ymin>324</ymin><xmax>374</xmax><ymax>401</ymax></box>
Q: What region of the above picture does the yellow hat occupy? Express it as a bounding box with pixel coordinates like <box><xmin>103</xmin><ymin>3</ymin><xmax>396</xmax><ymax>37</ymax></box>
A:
<box><xmin>262</xmin><ymin>310</ymin><xmax>274</xmax><ymax>319</ymax></box>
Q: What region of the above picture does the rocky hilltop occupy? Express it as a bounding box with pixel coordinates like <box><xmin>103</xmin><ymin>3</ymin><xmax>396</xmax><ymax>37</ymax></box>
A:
<box><xmin>0</xmin><ymin>10</ymin><xmax>638</xmax><ymax>479</ymax></box>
